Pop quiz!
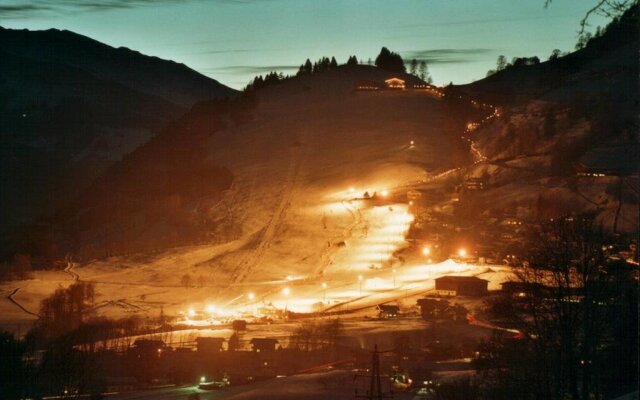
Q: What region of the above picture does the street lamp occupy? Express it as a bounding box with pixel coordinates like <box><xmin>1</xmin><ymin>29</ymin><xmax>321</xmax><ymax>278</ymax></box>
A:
<box><xmin>422</xmin><ymin>246</ymin><xmax>431</xmax><ymax>256</ymax></box>
<box><xmin>458</xmin><ymin>248</ymin><xmax>467</xmax><ymax>258</ymax></box>
<box><xmin>283</xmin><ymin>287</ymin><xmax>290</xmax><ymax>314</ymax></box>
<box><xmin>247</xmin><ymin>292</ymin><xmax>255</xmax><ymax>315</ymax></box>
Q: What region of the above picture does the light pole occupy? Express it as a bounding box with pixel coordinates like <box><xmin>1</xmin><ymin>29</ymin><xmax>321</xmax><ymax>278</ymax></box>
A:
<box><xmin>392</xmin><ymin>268</ymin><xmax>396</xmax><ymax>288</ymax></box>
<box><xmin>358</xmin><ymin>275</ymin><xmax>363</xmax><ymax>295</ymax></box>
<box><xmin>282</xmin><ymin>287</ymin><xmax>290</xmax><ymax>314</ymax></box>
<box><xmin>247</xmin><ymin>292</ymin><xmax>255</xmax><ymax>315</ymax></box>
<box><xmin>322</xmin><ymin>282</ymin><xmax>327</xmax><ymax>302</ymax></box>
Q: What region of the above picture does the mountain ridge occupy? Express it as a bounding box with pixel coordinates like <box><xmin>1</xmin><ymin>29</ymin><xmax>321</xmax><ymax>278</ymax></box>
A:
<box><xmin>0</xmin><ymin>26</ymin><xmax>237</xmax><ymax>241</ymax></box>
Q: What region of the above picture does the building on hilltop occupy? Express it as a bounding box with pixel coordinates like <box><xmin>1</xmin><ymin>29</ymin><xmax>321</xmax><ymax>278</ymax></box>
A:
<box><xmin>385</xmin><ymin>77</ymin><xmax>406</xmax><ymax>89</ymax></box>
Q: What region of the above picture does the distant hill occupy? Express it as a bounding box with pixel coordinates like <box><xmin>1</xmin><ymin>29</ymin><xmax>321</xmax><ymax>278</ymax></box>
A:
<box><xmin>33</xmin><ymin>65</ymin><xmax>456</xmax><ymax>260</ymax></box>
<box><xmin>450</xmin><ymin>5</ymin><xmax>638</xmax><ymax>107</ymax></box>
<box><xmin>450</xmin><ymin>4</ymin><xmax>639</xmax><ymax>233</ymax></box>
<box><xmin>0</xmin><ymin>27</ymin><xmax>237</xmax><ymax>107</ymax></box>
<box><xmin>0</xmin><ymin>27</ymin><xmax>237</xmax><ymax>239</ymax></box>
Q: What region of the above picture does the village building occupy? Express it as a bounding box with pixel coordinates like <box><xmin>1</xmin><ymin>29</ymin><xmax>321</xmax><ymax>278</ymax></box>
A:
<box><xmin>434</xmin><ymin>276</ymin><xmax>488</xmax><ymax>296</ymax></box>
<box><xmin>196</xmin><ymin>337</ymin><xmax>225</xmax><ymax>353</ymax></box>
<box><xmin>384</xmin><ymin>77</ymin><xmax>406</xmax><ymax>89</ymax></box>
<box><xmin>376</xmin><ymin>304</ymin><xmax>400</xmax><ymax>318</ymax></box>
<box><xmin>575</xmin><ymin>146</ymin><xmax>638</xmax><ymax>177</ymax></box>
<box><xmin>250</xmin><ymin>337</ymin><xmax>279</xmax><ymax>353</ymax></box>
<box><xmin>463</xmin><ymin>177</ymin><xmax>487</xmax><ymax>190</ymax></box>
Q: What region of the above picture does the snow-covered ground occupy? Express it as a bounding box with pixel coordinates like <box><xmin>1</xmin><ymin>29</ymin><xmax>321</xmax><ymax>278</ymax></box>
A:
<box><xmin>0</xmin><ymin>79</ymin><xmax>512</xmax><ymax>335</ymax></box>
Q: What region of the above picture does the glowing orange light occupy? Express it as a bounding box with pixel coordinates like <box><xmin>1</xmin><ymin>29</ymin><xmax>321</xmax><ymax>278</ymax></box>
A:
<box><xmin>283</xmin><ymin>287</ymin><xmax>290</xmax><ymax>296</ymax></box>
<box><xmin>458</xmin><ymin>248</ymin><xmax>467</xmax><ymax>257</ymax></box>
<box><xmin>380</xmin><ymin>189</ymin><xmax>389</xmax><ymax>197</ymax></box>
<box><xmin>422</xmin><ymin>246</ymin><xmax>431</xmax><ymax>256</ymax></box>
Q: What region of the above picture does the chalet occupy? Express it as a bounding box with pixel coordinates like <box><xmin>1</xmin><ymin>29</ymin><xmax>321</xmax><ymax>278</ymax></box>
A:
<box><xmin>416</xmin><ymin>298</ymin><xmax>468</xmax><ymax>322</ymax></box>
<box><xmin>130</xmin><ymin>339</ymin><xmax>166</xmax><ymax>359</ymax></box>
<box><xmin>434</xmin><ymin>276</ymin><xmax>488</xmax><ymax>296</ymax></box>
<box><xmin>575</xmin><ymin>146</ymin><xmax>638</xmax><ymax>177</ymax></box>
<box><xmin>463</xmin><ymin>177</ymin><xmax>486</xmax><ymax>190</ymax></box>
<box><xmin>250</xmin><ymin>337</ymin><xmax>279</xmax><ymax>353</ymax></box>
<box><xmin>384</xmin><ymin>77</ymin><xmax>406</xmax><ymax>89</ymax></box>
<box><xmin>376</xmin><ymin>304</ymin><xmax>400</xmax><ymax>318</ymax></box>
<box><xmin>196</xmin><ymin>337</ymin><xmax>225</xmax><ymax>353</ymax></box>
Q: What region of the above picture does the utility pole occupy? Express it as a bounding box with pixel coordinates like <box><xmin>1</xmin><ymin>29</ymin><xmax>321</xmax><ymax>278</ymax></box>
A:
<box><xmin>354</xmin><ymin>344</ymin><xmax>393</xmax><ymax>400</ymax></box>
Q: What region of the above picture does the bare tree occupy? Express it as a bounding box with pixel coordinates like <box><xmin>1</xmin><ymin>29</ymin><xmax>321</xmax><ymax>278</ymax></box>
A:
<box><xmin>478</xmin><ymin>216</ymin><xmax>638</xmax><ymax>399</ymax></box>
<box><xmin>545</xmin><ymin>0</ymin><xmax>637</xmax><ymax>33</ymax></box>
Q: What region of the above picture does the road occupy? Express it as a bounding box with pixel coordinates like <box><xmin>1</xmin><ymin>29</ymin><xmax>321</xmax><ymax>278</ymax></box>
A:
<box><xmin>106</xmin><ymin>385</ymin><xmax>233</xmax><ymax>400</ymax></box>
<box><xmin>6</xmin><ymin>287</ymin><xmax>39</xmax><ymax>317</ymax></box>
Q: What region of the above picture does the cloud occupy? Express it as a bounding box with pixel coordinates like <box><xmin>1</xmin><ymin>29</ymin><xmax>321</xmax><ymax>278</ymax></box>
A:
<box><xmin>399</xmin><ymin>14</ymin><xmax>569</xmax><ymax>30</ymax></box>
<box><xmin>0</xmin><ymin>4</ymin><xmax>52</xmax><ymax>18</ymax></box>
<box><xmin>203</xmin><ymin>49</ymin><xmax>262</xmax><ymax>55</ymax></box>
<box><xmin>0</xmin><ymin>0</ymin><xmax>256</xmax><ymax>19</ymax></box>
<box><xmin>205</xmin><ymin>64</ymin><xmax>300</xmax><ymax>74</ymax></box>
<box><xmin>401</xmin><ymin>48</ymin><xmax>494</xmax><ymax>64</ymax></box>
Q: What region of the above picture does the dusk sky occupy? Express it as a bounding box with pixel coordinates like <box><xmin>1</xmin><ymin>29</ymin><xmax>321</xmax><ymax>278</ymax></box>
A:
<box><xmin>1</xmin><ymin>0</ymin><xmax>608</xmax><ymax>89</ymax></box>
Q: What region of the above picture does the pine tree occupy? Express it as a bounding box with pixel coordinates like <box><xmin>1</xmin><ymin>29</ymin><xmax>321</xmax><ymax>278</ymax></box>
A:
<box><xmin>409</xmin><ymin>59</ymin><xmax>418</xmax><ymax>76</ymax></box>
<box><xmin>418</xmin><ymin>61</ymin><xmax>428</xmax><ymax>81</ymax></box>
<box><xmin>496</xmin><ymin>55</ymin><xmax>507</xmax><ymax>71</ymax></box>
<box><xmin>330</xmin><ymin>56</ymin><xmax>338</xmax><ymax>68</ymax></box>
<box><xmin>375</xmin><ymin>47</ymin><xmax>405</xmax><ymax>73</ymax></box>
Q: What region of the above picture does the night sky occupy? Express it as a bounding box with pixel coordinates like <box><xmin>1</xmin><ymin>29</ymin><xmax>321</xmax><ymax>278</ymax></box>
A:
<box><xmin>1</xmin><ymin>0</ymin><xmax>608</xmax><ymax>89</ymax></box>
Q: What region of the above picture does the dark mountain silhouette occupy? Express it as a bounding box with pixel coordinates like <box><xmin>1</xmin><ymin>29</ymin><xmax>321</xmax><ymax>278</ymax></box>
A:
<box><xmin>448</xmin><ymin>4</ymin><xmax>638</xmax><ymax>233</ymax></box>
<box><xmin>18</xmin><ymin>65</ymin><xmax>435</xmax><ymax>261</ymax></box>
<box><xmin>450</xmin><ymin>5</ymin><xmax>638</xmax><ymax>106</ymax></box>
<box><xmin>0</xmin><ymin>27</ymin><xmax>237</xmax><ymax>106</ymax></box>
<box><xmin>0</xmin><ymin>27</ymin><xmax>237</xmax><ymax>239</ymax></box>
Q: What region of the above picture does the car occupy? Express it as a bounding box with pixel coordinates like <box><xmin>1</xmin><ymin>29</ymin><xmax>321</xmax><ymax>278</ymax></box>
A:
<box><xmin>198</xmin><ymin>376</ymin><xmax>230</xmax><ymax>390</ymax></box>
